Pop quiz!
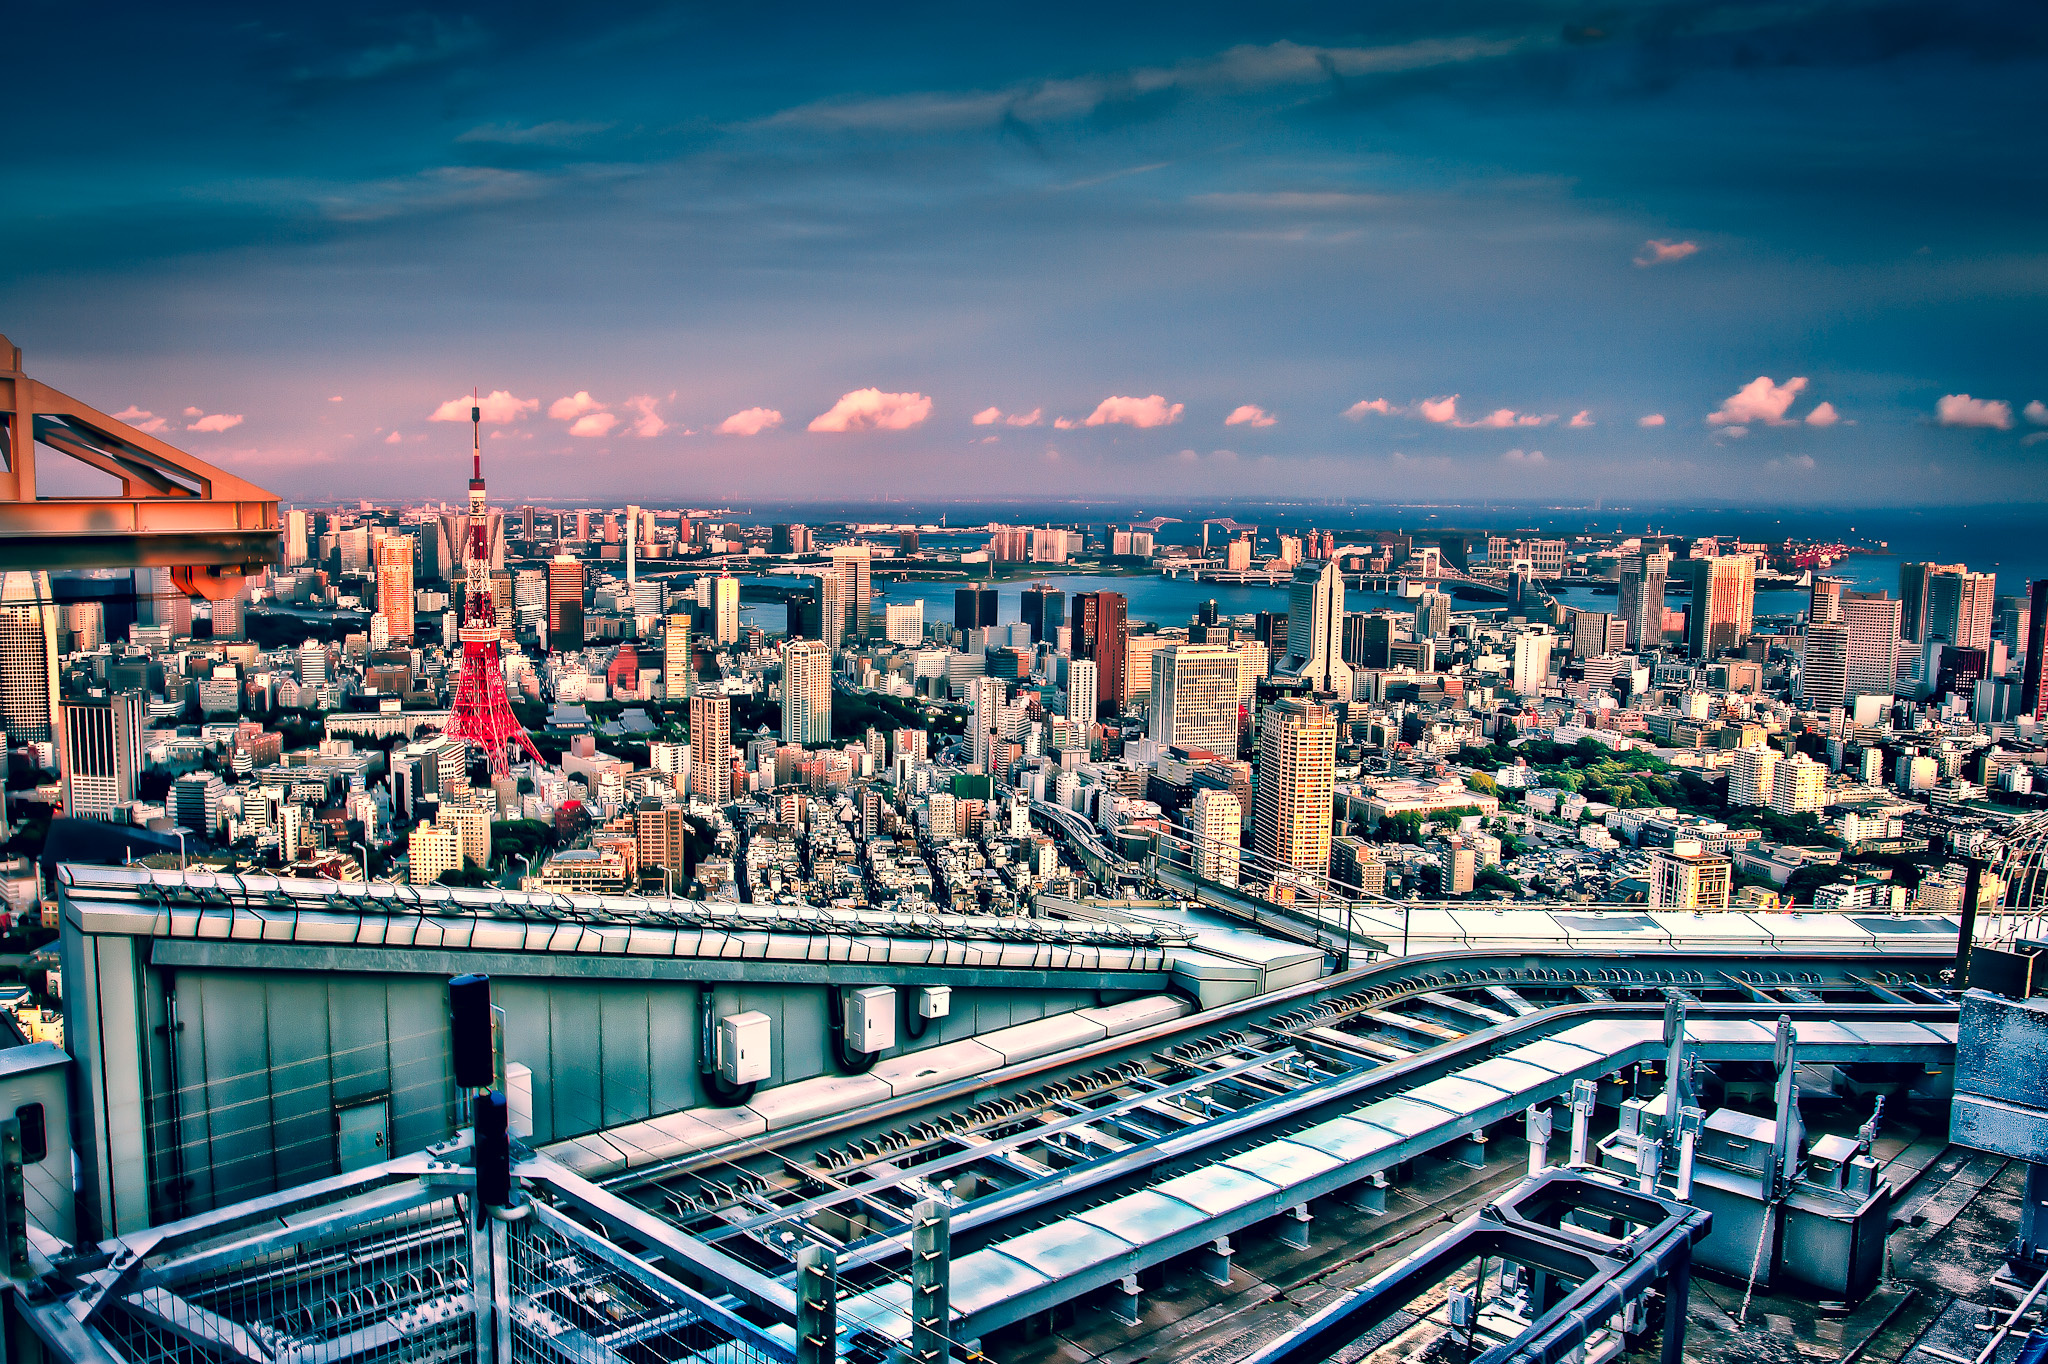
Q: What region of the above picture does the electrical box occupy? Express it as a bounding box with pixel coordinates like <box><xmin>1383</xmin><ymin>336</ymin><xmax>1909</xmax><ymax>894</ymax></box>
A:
<box><xmin>844</xmin><ymin>987</ymin><xmax>897</xmax><ymax>1054</ymax></box>
<box><xmin>915</xmin><ymin>986</ymin><xmax>952</xmax><ymax>1020</ymax></box>
<box><xmin>717</xmin><ymin>1011</ymin><xmax>773</xmax><ymax>1085</ymax></box>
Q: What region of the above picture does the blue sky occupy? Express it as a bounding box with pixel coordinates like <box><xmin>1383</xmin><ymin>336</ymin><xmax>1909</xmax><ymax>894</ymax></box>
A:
<box><xmin>6</xmin><ymin>1</ymin><xmax>2045</xmax><ymax>506</ymax></box>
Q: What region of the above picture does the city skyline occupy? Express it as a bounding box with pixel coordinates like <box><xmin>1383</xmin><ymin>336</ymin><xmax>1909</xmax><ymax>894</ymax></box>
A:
<box><xmin>7</xmin><ymin>4</ymin><xmax>2046</xmax><ymax>505</ymax></box>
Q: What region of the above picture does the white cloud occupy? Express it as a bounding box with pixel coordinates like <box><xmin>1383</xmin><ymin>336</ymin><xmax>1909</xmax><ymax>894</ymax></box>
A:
<box><xmin>1707</xmin><ymin>376</ymin><xmax>1807</xmax><ymax>426</ymax></box>
<box><xmin>384</xmin><ymin>432</ymin><xmax>403</xmax><ymax>445</ymax></box>
<box><xmin>1634</xmin><ymin>239</ymin><xmax>1700</xmax><ymax>267</ymax></box>
<box><xmin>972</xmin><ymin>406</ymin><xmax>1002</xmax><ymax>426</ymax></box>
<box><xmin>1804</xmin><ymin>402</ymin><xmax>1840</xmax><ymax>427</ymax></box>
<box><xmin>186</xmin><ymin>412</ymin><xmax>244</xmax><ymax>433</ymax></box>
<box><xmin>1935</xmin><ymin>394</ymin><xmax>2013</xmax><ymax>429</ymax></box>
<box><xmin>1344</xmin><ymin>398</ymin><xmax>1395</xmax><ymax>419</ymax></box>
<box><xmin>1005</xmin><ymin>408</ymin><xmax>1042</xmax><ymax>427</ymax></box>
<box><xmin>1569</xmin><ymin>410</ymin><xmax>1594</xmax><ymax>428</ymax></box>
<box><xmin>112</xmin><ymin>405</ymin><xmax>168</xmax><ymax>433</ymax></box>
<box><xmin>1639</xmin><ymin>413</ymin><xmax>1666</xmax><ymax>427</ymax></box>
<box><xmin>1417</xmin><ymin>395</ymin><xmax>1459</xmax><ymax>424</ymax></box>
<box><xmin>1225</xmin><ymin>404</ymin><xmax>1275</xmax><ymax>427</ymax></box>
<box><xmin>549</xmin><ymin>391</ymin><xmax>603</xmax><ymax>421</ymax></box>
<box><xmin>808</xmin><ymin>388</ymin><xmax>933</xmax><ymax>432</ymax></box>
<box><xmin>1500</xmin><ymin>448</ymin><xmax>1546</xmax><ymax>465</ymax></box>
<box><xmin>1053</xmin><ymin>416</ymin><xmax>1079</xmax><ymax>430</ymax></box>
<box><xmin>2025</xmin><ymin>400</ymin><xmax>2048</xmax><ymax>425</ymax></box>
<box><xmin>623</xmin><ymin>395</ymin><xmax>669</xmax><ymax>438</ymax></box>
<box><xmin>1770</xmin><ymin>453</ymin><xmax>1817</xmax><ymax>470</ymax></box>
<box><xmin>717</xmin><ymin>407</ymin><xmax>783</xmax><ymax>436</ymax></box>
<box><xmin>568</xmin><ymin>412</ymin><xmax>617</xmax><ymax>438</ymax></box>
<box><xmin>1455</xmin><ymin>407</ymin><xmax>1552</xmax><ymax>428</ymax></box>
<box><xmin>430</xmin><ymin>390</ymin><xmax>538</xmax><ymax>424</ymax></box>
<box><xmin>1083</xmin><ymin>394</ymin><xmax>1183</xmax><ymax>428</ymax></box>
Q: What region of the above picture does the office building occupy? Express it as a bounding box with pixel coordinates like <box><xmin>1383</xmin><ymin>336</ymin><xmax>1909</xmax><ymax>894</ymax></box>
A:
<box><xmin>441</xmin><ymin>805</ymin><xmax>492</xmax><ymax>870</ymax></box>
<box><xmin>0</xmin><ymin>570</ymin><xmax>60</xmax><ymax>745</ymax></box>
<box><xmin>663</xmin><ymin>614</ymin><xmax>693</xmax><ymax>701</ymax></box>
<box><xmin>60</xmin><ymin>691</ymin><xmax>144</xmax><ymax>820</ymax></box>
<box><xmin>1189</xmin><ymin>788</ymin><xmax>1242</xmax><ymax>888</ymax></box>
<box><xmin>1282</xmin><ymin>561</ymin><xmax>1352</xmax><ymax>696</ymax></box>
<box><xmin>813</xmin><ymin>570</ymin><xmax>845</xmax><ymax>646</ymax></box>
<box><xmin>1769</xmin><ymin>753</ymin><xmax>1828</xmax><ymax>816</ymax></box>
<box><xmin>781</xmin><ymin>639</ymin><xmax>833</xmax><ymax>746</ymax></box>
<box><xmin>546</xmin><ymin>555</ymin><xmax>584</xmax><ymax>653</ymax></box>
<box><xmin>375</xmin><ymin>537</ymin><xmax>414</xmax><ymax>641</ymax></box>
<box><xmin>713</xmin><ymin>575</ymin><xmax>741</xmax><ymax>645</ymax></box>
<box><xmin>1073</xmin><ymin>591</ymin><xmax>1127</xmax><ymax>715</ymax></box>
<box><xmin>1618</xmin><ymin>552</ymin><xmax>1670</xmax><ymax>649</ymax></box>
<box><xmin>1253</xmin><ymin>697</ymin><xmax>1336</xmax><ymax>883</ymax></box>
<box><xmin>1511</xmin><ymin>633</ymin><xmax>1552</xmax><ymax>696</ymax></box>
<box><xmin>1681</xmin><ymin>555</ymin><xmax>1754</xmax><ymax>657</ymax></box>
<box><xmin>1065</xmin><ymin>659</ymin><xmax>1098</xmax><ymax>731</ymax></box>
<box><xmin>284</xmin><ymin>508</ymin><xmax>310</xmax><ymax>567</ymax></box>
<box><xmin>1899</xmin><ymin>562</ymin><xmax>1964</xmax><ymax>645</ymax></box>
<box><xmin>1570</xmin><ymin>610</ymin><xmax>1626</xmax><ymax>658</ymax></box>
<box><xmin>955</xmin><ymin>587</ymin><xmax>999</xmax><ymax>633</ymax></box>
<box><xmin>1432</xmin><ymin>836</ymin><xmax>1476</xmax><ymax>895</ymax></box>
<box><xmin>2024</xmin><ymin>580</ymin><xmax>2048</xmax><ymax>721</ymax></box>
<box><xmin>828</xmin><ymin>545</ymin><xmax>872</xmax><ymax>641</ymax></box>
<box><xmin>1925</xmin><ymin>569</ymin><xmax>1995</xmax><ymax>652</ymax></box>
<box><xmin>1809</xmin><ymin>575</ymin><xmax>1843</xmax><ymax>624</ymax></box>
<box><xmin>634</xmin><ymin>801</ymin><xmax>691</xmax><ymax>884</ymax></box>
<box><xmin>1842</xmin><ymin>593</ymin><xmax>1903</xmax><ymax>700</ymax></box>
<box><xmin>1729</xmin><ymin>745</ymin><xmax>1779</xmax><ymax>807</ymax></box>
<box><xmin>1150</xmin><ymin>644</ymin><xmax>1242</xmax><ymax>755</ymax></box>
<box><xmin>770</xmin><ymin>524</ymin><xmax>811</xmax><ymax>555</ymax></box>
<box><xmin>1343</xmin><ymin>614</ymin><xmax>1392</xmax><ymax>670</ymax></box>
<box><xmin>1797</xmin><ymin>621</ymin><xmax>1850</xmax><ymax>711</ymax></box>
<box><xmin>1330</xmin><ymin>837</ymin><xmax>1387</xmax><ymax>897</ymax></box>
<box><xmin>1414</xmin><ymin>591</ymin><xmax>1451</xmax><ymax>640</ymax></box>
<box><xmin>408</xmin><ymin>821</ymin><xmax>462</xmax><ymax>885</ymax></box>
<box><xmin>690</xmin><ymin>693</ymin><xmax>733</xmax><ymax>803</ymax></box>
<box><xmin>884</xmin><ymin>601</ymin><xmax>924</xmax><ymax>645</ymax></box>
<box><xmin>1021</xmin><ymin>584</ymin><xmax>1065</xmax><ymax>644</ymax></box>
<box><xmin>1649</xmin><ymin>841</ymin><xmax>1732</xmax><ymax>910</ymax></box>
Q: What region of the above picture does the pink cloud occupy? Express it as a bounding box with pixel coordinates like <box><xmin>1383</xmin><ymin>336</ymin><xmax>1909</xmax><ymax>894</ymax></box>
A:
<box><xmin>112</xmin><ymin>405</ymin><xmax>168</xmax><ymax>434</ymax></box>
<box><xmin>972</xmin><ymin>406</ymin><xmax>1002</xmax><ymax>425</ymax></box>
<box><xmin>808</xmin><ymin>388</ymin><xmax>933</xmax><ymax>432</ymax></box>
<box><xmin>1005</xmin><ymin>408</ymin><xmax>1042</xmax><ymax>427</ymax></box>
<box><xmin>1804</xmin><ymin>402</ymin><xmax>1840</xmax><ymax>427</ymax></box>
<box><xmin>1083</xmin><ymin>394</ymin><xmax>1184</xmax><ymax>428</ymax></box>
<box><xmin>184</xmin><ymin>407</ymin><xmax>203</xmax><ymax>417</ymax></box>
<box><xmin>328</xmin><ymin>395</ymin><xmax>344</xmax><ymax>402</ymax></box>
<box><xmin>384</xmin><ymin>432</ymin><xmax>403</xmax><ymax>445</ymax></box>
<box><xmin>568</xmin><ymin>412</ymin><xmax>618</xmax><ymax>438</ymax></box>
<box><xmin>1500</xmin><ymin>448</ymin><xmax>1546</xmax><ymax>465</ymax></box>
<box><xmin>1935</xmin><ymin>394</ymin><xmax>2013</xmax><ymax>429</ymax></box>
<box><xmin>1634</xmin><ymin>239</ymin><xmax>1700</xmax><ymax>266</ymax></box>
<box><xmin>1053</xmin><ymin>416</ymin><xmax>1079</xmax><ymax>430</ymax></box>
<box><xmin>623</xmin><ymin>395</ymin><xmax>669</xmax><ymax>438</ymax></box>
<box><xmin>1453</xmin><ymin>407</ymin><xmax>1552</xmax><ymax>429</ymax></box>
<box><xmin>1225</xmin><ymin>404</ymin><xmax>1276</xmax><ymax>428</ymax></box>
<box><xmin>1344</xmin><ymin>398</ymin><xmax>1396</xmax><ymax>419</ymax></box>
<box><xmin>1569</xmin><ymin>410</ymin><xmax>1594</xmax><ymax>428</ymax></box>
<box><xmin>716</xmin><ymin>407</ymin><xmax>782</xmax><ymax>436</ymax></box>
<box><xmin>1707</xmin><ymin>376</ymin><xmax>1807</xmax><ymax>426</ymax></box>
<box><xmin>430</xmin><ymin>390</ymin><xmax>538</xmax><ymax>423</ymax></box>
<box><xmin>2025</xmin><ymin>400</ymin><xmax>2048</xmax><ymax>425</ymax></box>
<box><xmin>186</xmin><ymin>412</ymin><xmax>244</xmax><ymax>433</ymax></box>
<box><xmin>1639</xmin><ymin>413</ymin><xmax>1666</xmax><ymax>427</ymax></box>
<box><xmin>549</xmin><ymin>391</ymin><xmax>602</xmax><ymax>421</ymax></box>
<box><xmin>1417</xmin><ymin>395</ymin><xmax>1459</xmax><ymax>424</ymax></box>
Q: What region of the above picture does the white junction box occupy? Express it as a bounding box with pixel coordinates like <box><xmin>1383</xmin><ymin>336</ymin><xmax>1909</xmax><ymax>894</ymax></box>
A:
<box><xmin>844</xmin><ymin>986</ymin><xmax>897</xmax><ymax>1054</ymax></box>
<box><xmin>914</xmin><ymin>985</ymin><xmax>952</xmax><ymax>1020</ymax></box>
<box><xmin>717</xmin><ymin>1011</ymin><xmax>773</xmax><ymax>1085</ymax></box>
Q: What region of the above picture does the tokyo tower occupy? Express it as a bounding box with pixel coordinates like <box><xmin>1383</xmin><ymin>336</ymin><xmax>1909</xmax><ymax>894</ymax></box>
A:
<box><xmin>446</xmin><ymin>394</ymin><xmax>546</xmax><ymax>778</ymax></box>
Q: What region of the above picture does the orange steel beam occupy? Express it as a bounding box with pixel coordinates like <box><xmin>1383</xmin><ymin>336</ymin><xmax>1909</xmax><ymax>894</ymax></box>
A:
<box><xmin>0</xmin><ymin>334</ymin><xmax>279</xmax><ymax>577</ymax></box>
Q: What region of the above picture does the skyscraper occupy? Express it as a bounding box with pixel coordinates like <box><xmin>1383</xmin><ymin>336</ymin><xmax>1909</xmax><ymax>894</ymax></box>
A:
<box><xmin>1898</xmin><ymin>562</ymin><xmax>1964</xmax><ymax>645</ymax></box>
<box><xmin>968</xmin><ymin>676</ymin><xmax>1007</xmax><ymax>774</ymax></box>
<box><xmin>1189</xmin><ymin>787</ymin><xmax>1242</xmax><ymax>888</ymax></box>
<box><xmin>1073</xmin><ymin>591</ymin><xmax>1127</xmax><ymax>715</ymax></box>
<box><xmin>61</xmin><ymin>690</ymin><xmax>144</xmax><ymax>819</ymax></box>
<box><xmin>1414</xmin><ymin>591</ymin><xmax>1451</xmax><ymax>640</ymax></box>
<box><xmin>663</xmin><ymin>614</ymin><xmax>693</xmax><ymax>701</ymax></box>
<box><xmin>1282</xmin><ymin>561</ymin><xmax>1352</xmax><ymax>695</ymax></box>
<box><xmin>284</xmin><ymin>509</ymin><xmax>310</xmax><ymax>567</ymax></box>
<box><xmin>1925</xmin><ymin>570</ymin><xmax>1995</xmax><ymax>652</ymax></box>
<box><xmin>1150</xmin><ymin>644</ymin><xmax>1241</xmax><ymax>754</ymax></box>
<box><xmin>1842</xmin><ymin>593</ymin><xmax>1903</xmax><ymax>700</ymax></box>
<box><xmin>1809</xmin><ymin>575</ymin><xmax>1843</xmax><ymax>624</ymax></box>
<box><xmin>1021</xmin><ymin>584</ymin><xmax>1065</xmax><ymax>644</ymax></box>
<box><xmin>815</xmin><ymin>570</ymin><xmax>845</xmax><ymax>646</ymax></box>
<box><xmin>375</xmin><ymin>536</ymin><xmax>414</xmax><ymax>641</ymax></box>
<box><xmin>546</xmin><ymin>554</ymin><xmax>585</xmax><ymax>653</ymax></box>
<box><xmin>1680</xmin><ymin>555</ymin><xmax>1754</xmax><ymax>657</ymax></box>
<box><xmin>1510</xmin><ymin>633</ymin><xmax>1553</xmax><ymax>696</ymax></box>
<box><xmin>828</xmin><ymin>545</ymin><xmax>872</xmax><ymax>641</ymax></box>
<box><xmin>1617</xmin><ymin>552</ymin><xmax>1669</xmax><ymax>650</ymax></box>
<box><xmin>690</xmin><ymin>693</ymin><xmax>732</xmax><ymax>803</ymax></box>
<box><xmin>713</xmin><ymin>575</ymin><xmax>741</xmax><ymax>645</ymax></box>
<box><xmin>1065</xmin><ymin>658</ymin><xmax>1098</xmax><ymax>731</ymax></box>
<box><xmin>2025</xmin><ymin>580</ymin><xmax>2048</xmax><ymax>722</ymax></box>
<box><xmin>1254</xmin><ymin>697</ymin><xmax>1336</xmax><ymax>884</ymax></box>
<box><xmin>1343</xmin><ymin>615</ymin><xmax>1392</xmax><ymax>669</ymax></box>
<box><xmin>781</xmin><ymin>639</ymin><xmax>833</xmax><ymax>746</ymax></box>
<box><xmin>955</xmin><ymin>587</ymin><xmax>999</xmax><ymax>633</ymax></box>
<box><xmin>0</xmin><ymin>571</ymin><xmax>60</xmax><ymax>746</ymax></box>
<box><xmin>1797</xmin><ymin>621</ymin><xmax>1850</xmax><ymax>711</ymax></box>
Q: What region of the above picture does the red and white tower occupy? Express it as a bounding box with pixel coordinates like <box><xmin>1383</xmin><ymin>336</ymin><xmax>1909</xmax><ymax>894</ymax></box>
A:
<box><xmin>446</xmin><ymin>395</ymin><xmax>545</xmax><ymax>778</ymax></box>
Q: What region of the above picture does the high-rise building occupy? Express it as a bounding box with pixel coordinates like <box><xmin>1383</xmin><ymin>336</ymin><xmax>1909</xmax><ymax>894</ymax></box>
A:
<box><xmin>966</xmin><ymin>677</ymin><xmax>1007</xmax><ymax>774</ymax></box>
<box><xmin>898</xmin><ymin>529</ymin><xmax>919</xmax><ymax>557</ymax></box>
<box><xmin>1414</xmin><ymin>591</ymin><xmax>1451</xmax><ymax>640</ymax></box>
<box><xmin>1021</xmin><ymin>584</ymin><xmax>1065</xmax><ymax>644</ymax></box>
<box><xmin>61</xmin><ymin>690</ymin><xmax>144</xmax><ymax>819</ymax></box>
<box><xmin>1065</xmin><ymin>659</ymin><xmax>1098</xmax><ymax>731</ymax></box>
<box><xmin>1617</xmin><ymin>552</ymin><xmax>1669</xmax><ymax>649</ymax></box>
<box><xmin>713</xmin><ymin>575</ymin><xmax>741</xmax><ymax>645</ymax></box>
<box><xmin>1769</xmin><ymin>754</ymin><xmax>1828</xmax><ymax>816</ymax></box>
<box><xmin>884</xmin><ymin>601</ymin><xmax>924</xmax><ymax>645</ymax></box>
<box><xmin>1569</xmin><ymin>610</ymin><xmax>1626</xmax><ymax>658</ymax></box>
<box><xmin>1282</xmin><ymin>561</ymin><xmax>1352</xmax><ymax>695</ymax></box>
<box><xmin>690</xmin><ymin>693</ymin><xmax>732</xmax><ymax>803</ymax></box>
<box><xmin>1253</xmin><ymin>697</ymin><xmax>1336</xmax><ymax>884</ymax></box>
<box><xmin>828</xmin><ymin>545</ymin><xmax>872</xmax><ymax>641</ymax></box>
<box><xmin>375</xmin><ymin>536</ymin><xmax>415</xmax><ymax>641</ymax></box>
<box><xmin>1925</xmin><ymin>570</ymin><xmax>1995</xmax><ymax>652</ymax></box>
<box><xmin>1649</xmin><ymin>841</ymin><xmax>1731</xmax><ymax>910</ymax></box>
<box><xmin>1511</xmin><ymin>633</ymin><xmax>1552</xmax><ymax>696</ymax></box>
<box><xmin>814</xmin><ymin>570</ymin><xmax>845</xmax><ymax>646</ymax></box>
<box><xmin>781</xmin><ymin>639</ymin><xmax>833</xmax><ymax>746</ymax></box>
<box><xmin>1343</xmin><ymin>614</ymin><xmax>1392</xmax><ymax>669</ymax></box>
<box><xmin>285</xmin><ymin>509</ymin><xmax>310</xmax><ymax>567</ymax></box>
<box><xmin>1842</xmin><ymin>593</ymin><xmax>1903</xmax><ymax>700</ymax></box>
<box><xmin>1898</xmin><ymin>562</ymin><xmax>1963</xmax><ymax>645</ymax></box>
<box><xmin>1189</xmin><ymin>788</ymin><xmax>1242</xmax><ymax>888</ymax></box>
<box><xmin>0</xmin><ymin>571</ymin><xmax>60</xmax><ymax>746</ymax></box>
<box><xmin>770</xmin><ymin>524</ymin><xmax>811</xmax><ymax>555</ymax></box>
<box><xmin>1681</xmin><ymin>555</ymin><xmax>1754</xmax><ymax>657</ymax></box>
<box><xmin>635</xmin><ymin>801</ymin><xmax>691</xmax><ymax>883</ymax></box>
<box><xmin>2024</xmin><ymin>580</ymin><xmax>2048</xmax><ymax>722</ymax></box>
<box><xmin>546</xmin><ymin>555</ymin><xmax>585</xmax><ymax>653</ymax></box>
<box><xmin>1797</xmin><ymin>622</ymin><xmax>1850</xmax><ymax>711</ymax></box>
<box><xmin>1150</xmin><ymin>643</ymin><xmax>1241</xmax><ymax>754</ymax></box>
<box><xmin>1809</xmin><ymin>576</ymin><xmax>1843</xmax><ymax>624</ymax></box>
<box><xmin>1729</xmin><ymin>745</ymin><xmax>1779</xmax><ymax>807</ymax></box>
<box><xmin>1073</xmin><ymin>591</ymin><xmax>1127</xmax><ymax>715</ymax></box>
<box><xmin>954</xmin><ymin>587</ymin><xmax>999</xmax><ymax>634</ymax></box>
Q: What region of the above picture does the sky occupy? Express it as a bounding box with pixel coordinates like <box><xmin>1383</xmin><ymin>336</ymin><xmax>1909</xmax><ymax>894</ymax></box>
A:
<box><xmin>6</xmin><ymin>1</ymin><xmax>2046</xmax><ymax>508</ymax></box>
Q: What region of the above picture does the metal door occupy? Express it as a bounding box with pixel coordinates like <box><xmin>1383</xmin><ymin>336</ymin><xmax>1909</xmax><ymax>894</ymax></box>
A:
<box><xmin>336</xmin><ymin>1099</ymin><xmax>390</xmax><ymax>1172</ymax></box>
